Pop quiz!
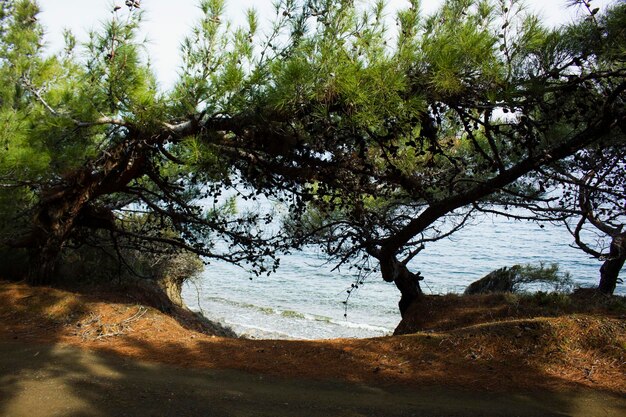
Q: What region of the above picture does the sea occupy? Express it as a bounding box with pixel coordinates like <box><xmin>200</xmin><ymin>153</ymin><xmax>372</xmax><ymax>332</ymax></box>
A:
<box><xmin>182</xmin><ymin>213</ymin><xmax>624</xmax><ymax>340</ymax></box>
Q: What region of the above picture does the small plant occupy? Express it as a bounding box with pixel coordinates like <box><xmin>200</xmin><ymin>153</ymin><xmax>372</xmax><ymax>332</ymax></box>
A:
<box><xmin>511</xmin><ymin>264</ymin><xmax>575</xmax><ymax>293</ymax></box>
<box><xmin>529</xmin><ymin>291</ymin><xmax>572</xmax><ymax>308</ymax></box>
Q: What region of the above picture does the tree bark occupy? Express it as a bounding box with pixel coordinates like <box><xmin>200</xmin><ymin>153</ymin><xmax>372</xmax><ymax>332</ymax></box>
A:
<box><xmin>26</xmin><ymin>203</ymin><xmax>85</xmax><ymax>285</ymax></box>
<box><xmin>379</xmin><ymin>256</ymin><xmax>423</xmax><ymax>318</ymax></box>
<box><xmin>22</xmin><ymin>138</ymin><xmax>146</xmax><ymax>285</ymax></box>
<box><xmin>598</xmin><ymin>232</ymin><xmax>626</xmax><ymax>295</ymax></box>
<box><xmin>27</xmin><ymin>243</ymin><xmax>60</xmax><ymax>285</ymax></box>
<box><xmin>25</xmin><ymin>200</ymin><xmax>78</xmax><ymax>285</ymax></box>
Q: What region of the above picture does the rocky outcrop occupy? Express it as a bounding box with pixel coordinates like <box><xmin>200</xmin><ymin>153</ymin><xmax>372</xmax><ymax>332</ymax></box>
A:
<box><xmin>464</xmin><ymin>266</ymin><xmax>518</xmax><ymax>295</ymax></box>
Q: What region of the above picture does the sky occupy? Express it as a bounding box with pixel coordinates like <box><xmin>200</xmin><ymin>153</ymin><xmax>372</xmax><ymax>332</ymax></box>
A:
<box><xmin>38</xmin><ymin>0</ymin><xmax>616</xmax><ymax>89</ymax></box>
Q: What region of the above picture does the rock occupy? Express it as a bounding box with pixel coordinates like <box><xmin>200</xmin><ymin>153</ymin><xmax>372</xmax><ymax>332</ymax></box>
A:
<box><xmin>464</xmin><ymin>266</ymin><xmax>520</xmax><ymax>295</ymax></box>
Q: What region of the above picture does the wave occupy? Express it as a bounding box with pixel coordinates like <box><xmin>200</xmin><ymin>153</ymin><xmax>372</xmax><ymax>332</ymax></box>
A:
<box><xmin>325</xmin><ymin>318</ymin><xmax>392</xmax><ymax>333</ymax></box>
<box><xmin>235</xmin><ymin>324</ymin><xmax>296</xmax><ymax>340</ymax></box>
<box><xmin>193</xmin><ymin>293</ymin><xmax>393</xmax><ymax>336</ymax></box>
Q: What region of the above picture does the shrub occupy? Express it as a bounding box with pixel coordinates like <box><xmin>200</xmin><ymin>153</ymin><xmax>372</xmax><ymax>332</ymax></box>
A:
<box><xmin>465</xmin><ymin>263</ymin><xmax>574</xmax><ymax>295</ymax></box>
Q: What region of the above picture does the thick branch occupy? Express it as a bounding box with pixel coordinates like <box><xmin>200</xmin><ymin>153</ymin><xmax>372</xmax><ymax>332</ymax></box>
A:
<box><xmin>380</xmin><ymin>108</ymin><xmax>624</xmax><ymax>258</ymax></box>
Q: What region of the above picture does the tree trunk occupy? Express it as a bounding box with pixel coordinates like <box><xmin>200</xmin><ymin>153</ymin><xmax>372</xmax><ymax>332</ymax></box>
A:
<box><xmin>157</xmin><ymin>275</ymin><xmax>185</xmax><ymax>308</ymax></box>
<box><xmin>25</xmin><ymin>184</ymin><xmax>90</xmax><ymax>285</ymax></box>
<box><xmin>27</xmin><ymin>240</ymin><xmax>61</xmax><ymax>286</ymax></box>
<box><xmin>26</xmin><ymin>210</ymin><xmax>76</xmax><ymax>285</ymax></box>
<box><xmin>21</xmin><ymin>139</ymin><xmax>146</xmax><ymax>286</ymax></box>
<box><xmin>379</xmin><ymin>256</ymin><xmax>423</xmax><ymax>318</ymax></box>
<box><xmin>598</xmin><ymin>232</ymin><xmax>626</xmax><ymax>295</ymax></box>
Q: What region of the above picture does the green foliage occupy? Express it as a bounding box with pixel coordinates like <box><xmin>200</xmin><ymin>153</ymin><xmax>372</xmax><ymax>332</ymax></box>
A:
<box><xmin>0</xmin><ymin>0</ymin><xmax>280</xmax><ymax>285</ymax></box>
<box><xmin>59</xmin><ymin>233</ymin><xmax>204</xmax><ymax>286</ymax></box>
<box><xmin>512</xmin><ymin>263</ymin><xmax>575</xmax><ymax>293</ymax></box>
<box><xmin>526</xmin><ymin>291</ymin><xmax>573</xmax><ymax>308</ymax></box>
<box><xmin>466</xmin><ymin>263</ymin><xmax>574</xmax><ymax>295</ymax></box>
<box><xmin>0</xmin><ymin>0</ymin><xmax>622</xmax><ymax>302</ymax></box>
<box><xmin>170</xmin><ymin>0</ymin><xmax>257</xmax><ymax>116</ymax></box>
<box><xmin>80</xmin><ymin>8</ymin><xmax>166</xmax><ymax>133</ymax></box>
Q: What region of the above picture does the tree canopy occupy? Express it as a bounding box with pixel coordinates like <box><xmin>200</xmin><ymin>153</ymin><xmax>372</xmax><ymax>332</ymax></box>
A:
<box><xmin>0</xmin><ymin>0</ymin><xmax>623</xmax><ymax>311</ymax></box>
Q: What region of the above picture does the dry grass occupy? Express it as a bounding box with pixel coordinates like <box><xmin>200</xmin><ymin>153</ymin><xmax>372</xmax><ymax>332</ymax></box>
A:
<box><xmin>1</xmin><ymin>281</ymin><xmax>624</xmax><ymax>395</ymax></box>
<box><xmin>395</xmin><ymin>290</ymin><xmax>626</xmax><ymax>333</ymax></box>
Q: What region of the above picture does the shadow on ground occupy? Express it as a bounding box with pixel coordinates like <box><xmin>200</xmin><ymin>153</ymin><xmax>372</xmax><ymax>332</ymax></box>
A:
<box><xmin>1</xmin><ymin>281</ymin><xmax>625</xmax><ymax>417</ymax></box>
<box><xmin>1</xmin><ymin>341</ymin><xmax>625</xmax><ymax>417</ymax></box>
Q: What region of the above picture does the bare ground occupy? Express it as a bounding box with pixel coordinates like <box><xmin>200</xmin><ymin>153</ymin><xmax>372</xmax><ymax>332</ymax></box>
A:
<box><xmin>0</xmin><ymin>281</ymin><xmax>625</xmax><ymax>416</ymax></box>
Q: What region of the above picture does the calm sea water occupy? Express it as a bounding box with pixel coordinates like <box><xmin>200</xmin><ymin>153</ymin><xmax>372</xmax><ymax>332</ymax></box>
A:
<box><xmin>182</xmin><ymin>214</ymin><xmax>623</xmax><ymax>340</ymax></box>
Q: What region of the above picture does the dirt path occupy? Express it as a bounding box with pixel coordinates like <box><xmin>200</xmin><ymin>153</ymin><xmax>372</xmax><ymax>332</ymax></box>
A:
<box><xmin>1</xmin><ymin>342</ymin><xmax>624</xmax><ymax>417</ymax></box>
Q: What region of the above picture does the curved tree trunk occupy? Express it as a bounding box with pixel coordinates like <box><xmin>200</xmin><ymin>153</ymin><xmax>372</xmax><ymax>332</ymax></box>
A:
<box><xmin>27</xmin><ymin>238</ymin><xmax>63</xmax><ymax>286</ymax></box>
<box><xmin>21</xmin><ymin>139</ymin><xmax>147</xmax><ymax>285</ymax></box>
<box><xmin>598</xmin><ymin>232</ymin><xmax>626</xmax><ymax>295</ymax></box>
<box><xmin>24</xmin><ymin>173</ymin><xmax>102</xmax><ymax>285</ymax></box>
<box><xmin>379</xmin><ymin>256</ymin><xmax>423</xmax><ymax>318</ymax></box>
<box><xmin>26</xmin><ymin>200</ymin><xmax>90</xmax><ymax>285</ymax></box>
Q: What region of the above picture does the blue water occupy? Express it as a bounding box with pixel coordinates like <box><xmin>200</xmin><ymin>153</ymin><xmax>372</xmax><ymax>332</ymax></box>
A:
<box><xmin>182</xmin><ymin>213</ymin><xmax>623</xmax><ymax>340</ymax></box>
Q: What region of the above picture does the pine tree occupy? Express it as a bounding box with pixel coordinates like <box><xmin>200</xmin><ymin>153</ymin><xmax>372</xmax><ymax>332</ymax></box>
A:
<box><xmin>0</xmin><ymin>0</ymin><xmax>623</xmax><ymax>310</ymax></box>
